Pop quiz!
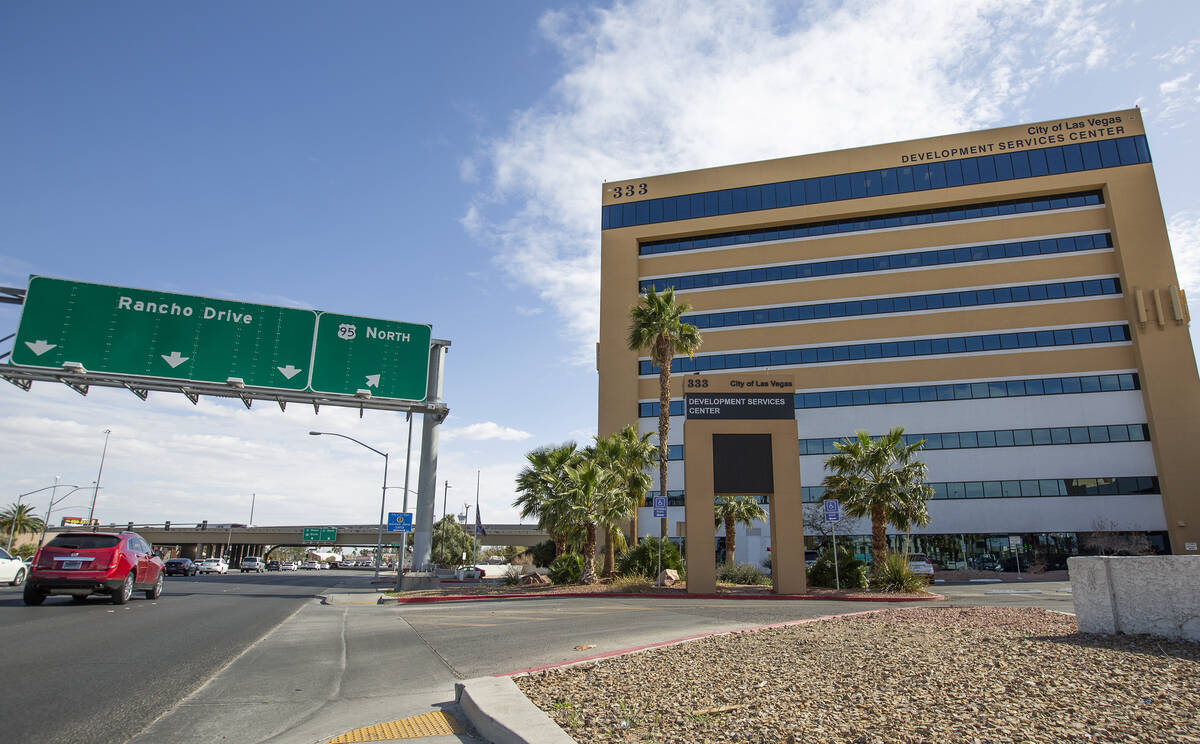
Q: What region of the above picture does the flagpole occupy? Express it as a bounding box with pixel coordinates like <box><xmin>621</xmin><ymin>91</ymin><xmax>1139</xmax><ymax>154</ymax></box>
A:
<box><xmin>473</xmin><ymin>470</ymin><xmax>480</xmax><ymax>567</ymax></box>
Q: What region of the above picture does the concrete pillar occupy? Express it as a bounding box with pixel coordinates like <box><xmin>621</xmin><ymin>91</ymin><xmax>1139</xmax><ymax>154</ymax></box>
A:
<box><xmin>410</xmin><ymin>341</ymin><xmax>449</xmax><ymax>574</ymax></box>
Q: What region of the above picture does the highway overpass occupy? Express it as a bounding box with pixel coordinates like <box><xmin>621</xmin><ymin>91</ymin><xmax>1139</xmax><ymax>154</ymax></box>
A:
<box><xmin>45</xmin><ymin>522</ymin><xmax>549</xmax><ymax>562</ymax></box>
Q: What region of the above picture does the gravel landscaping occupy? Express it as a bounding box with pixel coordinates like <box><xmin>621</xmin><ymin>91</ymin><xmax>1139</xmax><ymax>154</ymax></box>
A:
<box><xmin>515</xmin><ymin>607</ymin><xmax>1200</xmax><ymax>743</ymax></box>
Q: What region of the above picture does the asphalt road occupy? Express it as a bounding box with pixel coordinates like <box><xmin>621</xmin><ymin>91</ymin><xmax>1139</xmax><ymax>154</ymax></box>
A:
<box><xmin>0</xmin><ymin>569</ymin><xmax>358</xmax><ymax>744</ymax></box>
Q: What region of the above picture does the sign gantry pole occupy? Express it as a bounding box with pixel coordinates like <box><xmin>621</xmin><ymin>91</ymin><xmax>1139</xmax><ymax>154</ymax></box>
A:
<box><xmin>406</xmin><ymin>340</ymin><xmax>449</xmax><ymax>584</ymax></box>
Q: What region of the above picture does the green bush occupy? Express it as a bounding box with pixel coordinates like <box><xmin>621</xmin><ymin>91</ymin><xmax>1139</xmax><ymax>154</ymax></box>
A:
<box><xmin>528</xmin><ymin>539</ymin><xmax>557</xmax><ymax>568</ymax></box>
<box><xmin>609</xmin><ymin>573</ymin><xmax>654</xmax><ymax>592</ymax></box>
<box><xmin>548</xmin><ymin>553</ymin><xmax>583</xmax><ymax>585</ymax></box>
<box><xmin>717</xmin><ymin>562</ymin><xmax>770</xmax><ymax>585</ymax></box>
<box><xmin>503</xmin><ymin>565</ymin><xmax>523</xmax><ymax>586</ymax></box>
<box><xmin>807</xmin><ymin>543</ymin><xmax>868</xmax><ymax>589</ymax></box>
<box><xmin>869</xmin><ymin>552</ymin><xmax>929</xmax><ymax>593</ymax></box>
<box><xmin>615</xmin><ymin>537</ymin><xmax>683</xmax><ymax>579</ymax></box>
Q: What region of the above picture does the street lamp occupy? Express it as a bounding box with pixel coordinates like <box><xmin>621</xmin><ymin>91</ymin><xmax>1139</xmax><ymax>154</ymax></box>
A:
<box><xmin>88</xmin><ymin>429</ymin><xmax>112</xmax><ymax>524</ymax></box>
<box><xmin>309</xmin><ymin>431</ymin><xmax>389</xmax><ymax>581</ymax></box>
<box><xmin>6</xmin><ymin>481</ymin><xmax>77</xmax><ymax>552</ymax></box>
<box><xmin>38</xmin><ymin>484</ymin><xmax>94</xmax><ymax>547</ymax></box>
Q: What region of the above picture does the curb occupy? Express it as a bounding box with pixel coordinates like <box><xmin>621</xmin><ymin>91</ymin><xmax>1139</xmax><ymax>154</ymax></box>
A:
<box><xmin>377</xmin><ymin>590</ymin><xmax>944</xmax><ymax>605</ymax></box>
<box><xmin>456</xmin><ymin>677</ymin><xmax>576</xmax><ymax>744</ymax></box>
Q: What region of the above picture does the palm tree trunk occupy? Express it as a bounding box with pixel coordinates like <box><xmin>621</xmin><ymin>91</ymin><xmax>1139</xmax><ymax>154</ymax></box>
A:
<box><xmin>871</xmin><ymin>504</ymin><xmax>887</xmax><ymax>570</ymax></box>
<box><xmin>554</xmin><ymin>534</ymin><xmax>566</xmax><ymax>558</ymax></box>
<box><xmin>604</xmin><ymin>527</ymin><xmax>617</xmax><ymax>576</ymax></box>
<box><xmin>724</xmin><ymin>515</ymin><xmax>736</xmax><ymax>567</ymax></box>
<box><xmin>582</xmin><ymin>524</ymin><xmax>597</xmax><ymax>584</ymax></box>
<box><xmin>657</xmin><ymin>341</ymin><xmax>671</xmax><ymax>541</ymax></box>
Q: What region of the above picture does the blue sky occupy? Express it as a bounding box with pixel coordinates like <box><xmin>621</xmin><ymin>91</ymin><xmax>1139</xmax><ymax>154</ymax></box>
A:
<box><xmin>2</xmin><ymin>1</ymin><xmax>1198</xmax><ymax>530</ymax></box>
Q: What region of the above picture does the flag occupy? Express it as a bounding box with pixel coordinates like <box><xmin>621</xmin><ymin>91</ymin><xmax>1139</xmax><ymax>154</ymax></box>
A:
<box><xmin>475</xmin><ymin>503</ymin><xmax>486</xmax><ymax>536</ymax></box>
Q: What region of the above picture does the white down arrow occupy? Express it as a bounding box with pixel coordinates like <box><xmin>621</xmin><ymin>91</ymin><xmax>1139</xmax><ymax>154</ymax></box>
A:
<box><xmin>277</xmin><ymin>364</ymin><xmax>302</xmax><ymax>379</ymax></box>
<box><xmin>161</xmin><ymin>351</ymin><xmax>190</xmax><ymax>368</ymax></box>
<box><xmin>24</xmin><ymin>340</ymin><xmax>57</xmax><ymax>356</ymax></box>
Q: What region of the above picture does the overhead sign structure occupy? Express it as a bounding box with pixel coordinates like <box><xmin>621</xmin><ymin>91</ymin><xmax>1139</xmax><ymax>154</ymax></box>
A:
<box><xmin>302</xmin><ymin>527</ymin><xmax>337</xmax><ymax>543</ymax></box>
<box><xmin>10</xmin><ymin>277</ymin><xmax>432</xmax><ymax>403</ymax></box>
<box><xmin>652</xmin><ymin>495</ymin><xmax>667</xmax><ymax>518</ymax></box>
<box><xmin>823</xmin><ymin>499</ymin><xmax>840</xmax><ymax>522</ymax></box>
<box><xmin>311</xmin><ymin>313</ymin><xmax>431</xmax><ymax>402</ymax></box>
<box><xmin>387</xmin><ymin>512</ymin><xmax>414</xmax><ymax>533</ymax></box>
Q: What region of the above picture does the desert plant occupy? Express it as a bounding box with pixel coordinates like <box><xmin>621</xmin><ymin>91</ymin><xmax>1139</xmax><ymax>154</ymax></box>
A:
<box><xmin>869</xmin><ymin>552</ymin><xmax>929</xmax><ymax>593</ymax></box>
<box><xmin>609</xmin><ymin>573</ymin><xmax>655</xmax><ymax>592</ymax></box>
<box><xmin>807</xmin><ymin>543</ymin><xmax>868</xmax><ymax>589</ymax></box>
<box><xmin>548</xmin><ymin>553</ymin><xmax>583</xmax><ymax>585</ymax></box>
<box><xmin>502</xmin><ymin>565</ymin><xmax>523</xmax><ymax>586</ymax></box>
<box><xmin>716</xmin><ymin>562</ymin><xmax>770</xmax><ymax>585</ymax></box>
<box><xmin>615</xmin><ymin>536</ymin><xmax>683</xmax><ymax>579</ymax></box>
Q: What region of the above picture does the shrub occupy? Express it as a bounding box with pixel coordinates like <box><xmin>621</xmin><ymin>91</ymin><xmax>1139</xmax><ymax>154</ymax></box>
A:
<box><xmin>528</xmin><ymin>540</ymin><xmax>557</xmax><ymax>568</ymax></box>
<box><xmin>609</xmin><ymin>573</ymin><xmax>654</xmax><ymax>592</ymax></box>
<box><xmin>717</xmin><ymin>562</ymin><xmax>770</xmax><ymax>585</ymax></box>
<box><xmin>503</xmin><ymin>565</ymin><xmax>523</xmax><ymax>586</ymax></box>
<box><xmin>615</xmin><ymin>537</ymin><xmax>683</xmax><ymax>579</ymax></box>
<box><xmin>548</xmin><ymin>553</ymin><xmax>583</xmax><ymax>585</ymax></box>
<box><xmin>807</xmin><ymin>543</ymin><xmax>868</xmax><ymax>589</ymax></box>
<box><xmin>869</xmin><ymin>552</ymin><xmax>929</xmax><ymax>593</ymax></box>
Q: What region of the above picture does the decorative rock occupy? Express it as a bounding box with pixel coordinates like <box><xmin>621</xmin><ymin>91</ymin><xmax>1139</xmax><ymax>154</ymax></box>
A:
<box><xmin>523</xmin><ymin>573</ymin><xmax>551</xmax><ymax>585</ymax></box>
<box><xmin>658</xmin><ymin>569</ymin><xmax>680</xmax><ymax>586</ymax></box>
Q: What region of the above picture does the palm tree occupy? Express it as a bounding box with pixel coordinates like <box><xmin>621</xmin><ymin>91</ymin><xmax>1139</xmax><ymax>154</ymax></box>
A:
<box><xmin>713</xmin><ymin>494</ymin><xmax>767</xmax><ymax>567</ymax></box>
<box><xmin>514</xmin><ymin>443</ymin><xmax>580</xmax><ymax>557</ymax></box>
<box><xmin>593</xmin><ymin>424</ymin><xmax>655</xmax><ymax>550</ymax></box>
<box><xmin>1</xmin><ymin>503</ymin><xmax>45</xmax><ymax>547</ymax></box>
<box><xmin>820</xmin><ymin>427</ymin><xmax>933</xmax><ymax>570</ymax></box>
<box><xmin>627</xmin><ymin>287</ymin><xmax>702</xmax><ymax>539</ymax></box>
<box><xmin>561</xmin><ymin>459</ymin><xmax>618</xmax><ymax>584</ymax></box>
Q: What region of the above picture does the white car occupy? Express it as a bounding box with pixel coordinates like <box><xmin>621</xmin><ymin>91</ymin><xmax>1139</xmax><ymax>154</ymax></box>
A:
<box><xmin>280</xmin><ymin>561</ymin><xmax>299</xmax><ymax>571</ymax></box>
<box><xmin>300</xmin><ymin>561</ymin><xmax>321</xmax><ymax>570</ymax></box>
<box><xmin>907</xmin><ymin>553</ymin><xmax>935</xmax><ymax>576</ymax></box>
<box><xmin>0</xmin><ymin>547</ymin><xmax>28</xmax><ymax>586</ymax></box>
<box><xmin>196</xmin><ymin>558</ymin><xmax>229</xmax><ymax>574</ymax></box>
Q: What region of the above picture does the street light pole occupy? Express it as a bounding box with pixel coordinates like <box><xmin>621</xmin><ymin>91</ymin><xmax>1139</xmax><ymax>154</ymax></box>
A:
<box><xmin>401</xmin><ymin>411</ymin><xmax>414</xmax><ymax>570</ymax></box>
<box><xmin>88</xmin><ymin>429</ymin><xmax>112</xmax><ymax>524</ymax></box>
<box><xmin>7</xmin><ymin>481</ymin><xmax>69</xmax><ymax>552</ymax></box>
<box><xmin>38</xmin><ymin>484</ymin><xmax>88</xmax><ymax>547</ymax></box>
<box><xmin>309</xmin><ymin>431</ymin><xmax>389</xmax><ymax>581</ymax></box>
<box><xmin>249</xmin><ymin>492</ymin><xmax>256</xmax><ymax>526</ymax></box>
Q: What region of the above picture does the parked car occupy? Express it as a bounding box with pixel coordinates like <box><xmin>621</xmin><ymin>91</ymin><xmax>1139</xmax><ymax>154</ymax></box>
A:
<box><xmin>280</xmin><ymin>561</ymin><xmax>299</xmax><ymax>571</ymax></box>
<box><xmin>300</xmin><ymin>561</ymin><xmax>321</xmax><ymax>570</ymax></box>
<box><xmin>163</xmin><ymin>558</ymin><xmax>198</xmax><ymax>576</ymax></box>
<box><xmin>240</xmin><ymin>556</ymin><xmax>266</xmax><ymax>573</ymax></box>
<box><xmin>23</xmin><ymin>531</ymin><xmax>165</xmax><ymax>605</ymax></box>
<box><xmin>266</xmin><ymin>560</ymin><xmax>282</xmax><ymax>571</ymax></box>
<box><xmin>907</xmin><ymin>553</ymin><xmax>935</xmax><ymax>576</ymax></box>
<box><xmin>196</xmin><ymin>558</ymin><xmax>228</xmax><ymax>574</ymax></box>
<box><xmin>0</xmin><ymin>547</ymin><xmax>28</xmax><ymax>586</ymax></box>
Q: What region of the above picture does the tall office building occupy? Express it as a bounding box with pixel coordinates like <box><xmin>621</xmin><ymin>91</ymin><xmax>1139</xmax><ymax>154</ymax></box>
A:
<box><xmin>597</xmin><ymin>108</ymin><xmax>1200</xmax><ymax>568</ymax></box>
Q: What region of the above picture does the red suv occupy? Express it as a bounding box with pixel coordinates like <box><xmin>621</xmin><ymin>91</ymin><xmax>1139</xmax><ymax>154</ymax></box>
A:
<box><xmin>24</xmin><ymin>531</ymin><xmax>165</xmax><ymax>605</ymax></box>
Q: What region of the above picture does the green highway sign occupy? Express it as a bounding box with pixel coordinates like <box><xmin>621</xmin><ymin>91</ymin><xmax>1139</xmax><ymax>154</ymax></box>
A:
<box><xmin>302</xmin><ymin>527</ymin><xmax>337</xmax><ymax>543</ymax></box>
<box><xmin>13</xmin><ymin>277</ymin><xmax>315</xmax><ymax>390</ymax></box>
<box><xmin>310</xmin><ymin>312</ymin><xmax>431</xmax><ymax>401</ymax></box>
<box><xmin>11</xmin><ymin>277</ymin><xmax>433</xmax><ymax>402</ymax></box>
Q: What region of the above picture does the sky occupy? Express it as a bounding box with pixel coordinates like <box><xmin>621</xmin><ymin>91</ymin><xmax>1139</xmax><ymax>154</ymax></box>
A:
<box><xmin>2</xmin><ymin>0</ymin><xmax>1199</xmax><ymax>533</ymax></box>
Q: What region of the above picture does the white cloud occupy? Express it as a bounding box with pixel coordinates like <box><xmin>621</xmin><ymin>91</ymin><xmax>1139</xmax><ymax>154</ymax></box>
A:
<box><xmin>1153</xmin><ymin>40</ymin><xmax>1199</xmax><ymax>67</ymax></box>
<box><xmin>1156</xmin><ymin>72</ymin><xmax>1200</xmax><ymax>124</ymax></box>
<box><xmin>514</xmin><ymin>305</ymin><xmax>543</xmax><ymax>316</ymax></box>
<box><xmin>1168</xmin><ymin>210</ymin><xmax>1200</xmax><ymax>312</ymax></box>
<box><xmin>441</xmin><ymin>421</ymin><xmax>533</xmax><ymax>442</ymax></box>
<box><xmin>466</xmin><ymin>0</ymin><xmax>1119</xmax><ymax>362</ymax></box>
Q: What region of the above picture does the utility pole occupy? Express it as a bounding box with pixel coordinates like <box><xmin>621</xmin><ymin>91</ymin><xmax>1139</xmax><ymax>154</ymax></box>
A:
<box><xmin>442</xmin><ymin>481</ymin><xmax>451</xmax><ymax>522</ymax></box>
<box><xmin>249</xmin><ymin>492</ymin><xmax>256</xmax><ymax>526</ymax></box>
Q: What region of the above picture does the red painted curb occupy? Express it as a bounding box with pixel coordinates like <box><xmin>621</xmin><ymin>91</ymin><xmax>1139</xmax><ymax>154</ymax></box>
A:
<box><xmin>500</xmin><ymin>608</ymin><xmax>889</xmax><ymax>677</ymax></box>
<box><xmin>383</xmin><ymin>590</ymin><xmax>944</xmax><ymax>605</ymax></box>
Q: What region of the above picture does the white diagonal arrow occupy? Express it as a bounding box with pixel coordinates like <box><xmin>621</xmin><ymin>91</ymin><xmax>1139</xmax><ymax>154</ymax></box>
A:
<box><xmin>365</xmin><ymin>373</ymin><xmax>381</xmax><ymax>388</ymax></box>
<box><xmin>277</xmin><ymin>364</ymin><xmax>302</xmax><ymax>380</ymax></box>
<box><xmin>24</xmin><ymin>339</ymin><xmax>57</xmax><ymax>356</ymax></box>
<box><xmin>161</xmin><ymin>351</ymin><xmax>190</xmax><ymax>368</ymax></box>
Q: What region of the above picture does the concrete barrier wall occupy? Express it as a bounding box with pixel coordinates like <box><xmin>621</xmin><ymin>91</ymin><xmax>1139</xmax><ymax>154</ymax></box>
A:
<box><xmin>1069</xmin><ymin>556</ymin><xmax>1200</xmax><ymax>641</ymax></box>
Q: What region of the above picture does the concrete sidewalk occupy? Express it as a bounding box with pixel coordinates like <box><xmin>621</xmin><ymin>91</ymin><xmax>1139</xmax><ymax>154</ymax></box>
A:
<box><xmin>131</xmin><ymin>579</ymin><xmax>485</xmax><ymax>744</ymax></box>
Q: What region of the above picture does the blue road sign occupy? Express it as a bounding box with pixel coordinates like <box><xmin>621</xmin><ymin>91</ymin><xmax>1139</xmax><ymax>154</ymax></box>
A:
<box><xmin>652</xmin><ymin>495</ymin><xmax>667</xmax><ymax>518</ymax></box>
<box><xmin>387</xmin><ymin>512</ymin><xmax>414</xmax><ymax>533</ymax></box>
<box><xmin>823</xmin><ymin>499</ymin><xmax>840</xmax><ymax>522</ymax></box>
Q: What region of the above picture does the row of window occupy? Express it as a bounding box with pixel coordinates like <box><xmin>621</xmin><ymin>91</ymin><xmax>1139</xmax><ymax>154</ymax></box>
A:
<box><xmin>603</xmin><ymin>134</ymin><xmax>1148</xmax><ymax>231</ymax></box>
<box><xmin>639</xmin><ymin>324</ymin><xmax>1131</xmax><ymax>376</ymax></box>
<box><xmin>639</xmin><ymin>230</ymin><xmax>1111</xmax><ymax>293</ymax></box>
<box><xmin>644</xmin><ymin>475</ymin><xmax>1161</xmax><ymax>506</ymax></box>
<box><xmin>799</xmin><ymin>424</ymin><xmax>1148</xmax><ymax>456</ymax></box>
<box><xmin>638</xmin><ymin>373</ymin><xmax>1140</xmax><ymax>418</ymax></box>
<box><xmin>682</xmin><ymin>278</ymin><xmax>1120</xmax><ymax>331</ymax></box>
<box><xmin>801</xmin><ymin>476</ymin><xmax>1159</xmax><ymax>502</ymax></box>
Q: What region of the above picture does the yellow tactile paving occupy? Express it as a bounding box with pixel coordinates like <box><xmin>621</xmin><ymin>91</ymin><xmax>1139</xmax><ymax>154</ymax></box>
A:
<box><xmin>326</xmin><ymin>711</ymin><xmax>465</xmax><ymax>742</ymax></box>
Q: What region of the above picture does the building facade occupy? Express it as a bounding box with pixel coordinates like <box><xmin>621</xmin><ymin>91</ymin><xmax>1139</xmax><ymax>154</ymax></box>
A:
<box><xmin>597</xmin><ymin>108</ymin><xmax>1200</xmax><ymax>570</ymax></box>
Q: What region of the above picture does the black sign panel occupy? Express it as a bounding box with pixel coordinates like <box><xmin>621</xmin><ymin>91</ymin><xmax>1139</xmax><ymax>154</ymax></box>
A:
<box><xmin>713</xmin><ymin>433</ymin><xmax>774</xmax><ymax>494</ymax></box>
<box><xmin>685</xmin><ymin>393</ymin><xmax>793</xmax><ymax>420</ymax></box>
